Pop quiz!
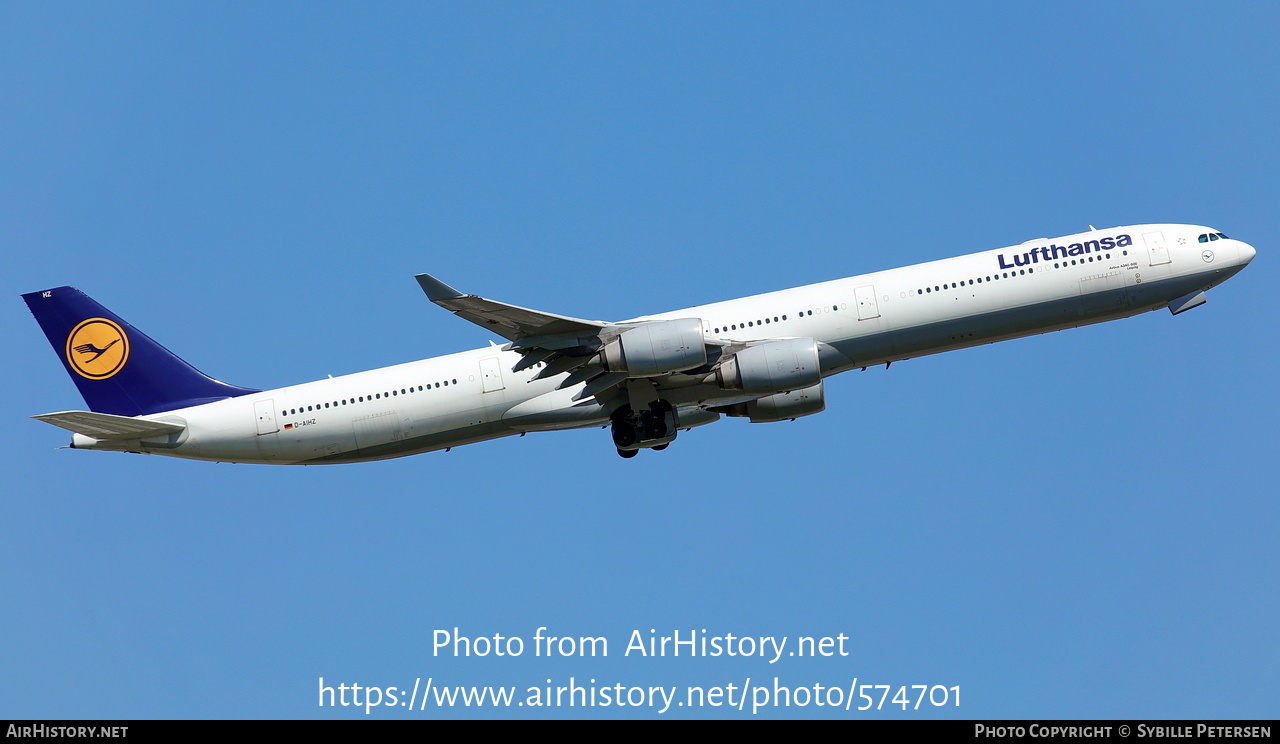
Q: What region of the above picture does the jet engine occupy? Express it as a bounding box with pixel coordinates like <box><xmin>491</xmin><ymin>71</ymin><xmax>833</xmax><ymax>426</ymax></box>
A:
<box><xmin>716</xmin><ymin>382</ymin><xmax>826</xmax><ymax>423</ymax></box>
<box><xmin>714</xmin><ymin>337</ymin><xmax>820</xmax><ymax>394</ymax></box>
<box><xmin>599</xmin><ymin>318</ymin><xmax>707</xmax><ymax>377</ymax></box>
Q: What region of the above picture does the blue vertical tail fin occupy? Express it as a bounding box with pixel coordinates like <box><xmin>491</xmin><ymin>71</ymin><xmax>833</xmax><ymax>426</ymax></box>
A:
<box><xmin>22</xmin><ymin>286</ymin><xmax>260</xmax><ymax>417</ymax></box>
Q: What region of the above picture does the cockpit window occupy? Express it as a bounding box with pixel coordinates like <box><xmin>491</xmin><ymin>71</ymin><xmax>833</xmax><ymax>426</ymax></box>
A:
<box><xmin>1199</xmin><ymin>234</ymin><xmax>1209</xmax><ymax>243</ymax></box>
<box><xmin>1216</xmin><ymin>232</ymin><xmax>1229</xmax><ymax>239</ymax></box>
<box><xmin>1209</xmin><ymin>233</ymin><xmax>1219</xmax><ymax>241</ymax></box>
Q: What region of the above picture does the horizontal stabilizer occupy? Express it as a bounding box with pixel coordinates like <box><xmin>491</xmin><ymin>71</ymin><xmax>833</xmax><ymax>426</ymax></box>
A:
<box><xmin>33</xmin><ymin>411</ymin><xmax>185</xmax><ymax>440</ymax></box>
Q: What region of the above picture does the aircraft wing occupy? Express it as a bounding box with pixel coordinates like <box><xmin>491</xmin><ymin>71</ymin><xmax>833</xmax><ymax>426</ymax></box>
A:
<box><xmin>33</xmin><ymin>411</ymin><xmax>186</xmax><ymax>440</ymax></box>
<box><xmin>415</xmin><ymin>273</ymin><xmax>726</xmax><ymax>404</ymax></box>
<box><xmin>415</xmin><ymin>273</ymin><xmax>608</xmax><ymax>343</ymax></box>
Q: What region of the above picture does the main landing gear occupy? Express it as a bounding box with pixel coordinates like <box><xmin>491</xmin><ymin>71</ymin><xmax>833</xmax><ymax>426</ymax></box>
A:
<box><xmin>611</xmin><ymin>400</ymin><xmax>677</xmax><ymax>458</ymax></box>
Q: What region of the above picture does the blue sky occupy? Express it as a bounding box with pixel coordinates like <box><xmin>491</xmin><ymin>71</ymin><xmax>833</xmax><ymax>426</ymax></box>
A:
<box><xmin>2</xmin><ymin>2</ymin><xmax>1276</xmax><ymax>719</ymax></box>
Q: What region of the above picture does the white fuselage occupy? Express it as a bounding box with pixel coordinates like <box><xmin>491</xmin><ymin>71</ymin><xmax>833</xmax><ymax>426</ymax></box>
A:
<box><xmin>73</xmin><ymin>224</ymin><xmax>1254</xmax><ymax>464</ymax></box>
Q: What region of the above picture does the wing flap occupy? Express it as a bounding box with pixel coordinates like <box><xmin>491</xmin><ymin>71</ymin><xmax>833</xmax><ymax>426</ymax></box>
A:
<box><xmin>33</xmin><ymin>411</ymin><xmax>186</xmax><ymax>440</ymax></box>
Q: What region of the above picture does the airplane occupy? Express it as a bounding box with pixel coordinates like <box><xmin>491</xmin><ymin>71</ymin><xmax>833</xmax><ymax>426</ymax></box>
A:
<box><xmin>22</xmin><ymin>224</ymin><xmax>1255</xmax><ymax>463</ymax></box>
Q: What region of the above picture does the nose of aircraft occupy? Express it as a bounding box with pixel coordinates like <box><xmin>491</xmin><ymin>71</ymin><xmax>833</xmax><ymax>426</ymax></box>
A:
<box><xmin>1237</xmin><ymin>240</ymin><xmax>1257</xmax><ymax>265</ymax></box>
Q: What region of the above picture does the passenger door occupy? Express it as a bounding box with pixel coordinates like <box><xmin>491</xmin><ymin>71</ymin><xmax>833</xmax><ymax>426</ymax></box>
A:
<box><xmin>1144</xmin><ymin>230</ymin><xmax>1171</xmax><ymax>266</ymax></box>
<box><xmin>253</xmin><ymin>399</ymin><xmax>279</xmax><ymax>435</ymax></box>
<box><xmin>480</xmin><ymin>356</ymin><xmax>505</xmax><ymax>392</ymax></box>
<box><xmin>854</xmin><ymin>284</ymin><xmax>880</xmax><ymax>320</ymax></box>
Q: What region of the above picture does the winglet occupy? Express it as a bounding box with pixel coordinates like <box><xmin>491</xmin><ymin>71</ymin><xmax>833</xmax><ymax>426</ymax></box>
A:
<box><xmin>415</xmin><ymin>273</ymin><xmax>466</xmax><ymax>302</ymax></box>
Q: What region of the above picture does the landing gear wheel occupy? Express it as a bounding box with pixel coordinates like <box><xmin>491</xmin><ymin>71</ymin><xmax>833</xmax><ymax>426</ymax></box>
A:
<box><xmin>642</xmin><ymin>413</ymin><xmax>667</xmax><ymax>439</ymax></box>
<box><xmin>609</xmin><ymin>400</ymin><xmax>677</xmax><ymax>454</ymax></box>
<box><xmin>616</xmin><ymin>447</ymin><xmax>638</xmax><ymax>459</ymax></box>
<box><xmin>611</xmin><ymin>420</ymin><xmax>638</xmax><ymax>448</ymax></box>
<box><xmin>651</xmin><ymin>443</ymin><xmax>669</xmax><ymax>451</ymax></box>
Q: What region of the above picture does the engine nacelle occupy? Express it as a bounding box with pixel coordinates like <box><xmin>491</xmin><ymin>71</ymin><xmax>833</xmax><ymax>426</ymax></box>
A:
<box><xmin>600</xmin><ymin>318</ymin><xmax>707</xmax><ymax>377</ymax></box>
<box><xmin>719</xmin><ymin>382</ymin><xmax>826</xmax><ymax>423</ymax></box>
<box><xmin>715</xmin><ymin>337</ymin><xmax>821</xmax><ymax>394</ymax></box>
